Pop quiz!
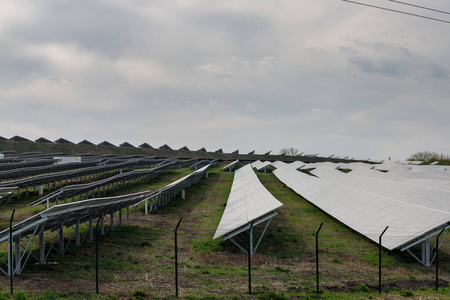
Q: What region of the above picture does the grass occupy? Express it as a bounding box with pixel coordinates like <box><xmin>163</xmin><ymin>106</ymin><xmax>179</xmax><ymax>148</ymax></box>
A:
<box><xmin>0</xmin><ymin>163</ymin><xmax>447</xmax><ymax>299</ymax></box>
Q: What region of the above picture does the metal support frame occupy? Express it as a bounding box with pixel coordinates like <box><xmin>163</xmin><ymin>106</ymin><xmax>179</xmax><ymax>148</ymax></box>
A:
<box><xmin>223</xmin><ymin>211</ymin><xmax>278</xmax><ymax>254</ymax></box>
<box><xmin>0</xmin><ymin>212</ymin><xmax>120</xmax><ymax>277</ymax></box>
<box><xmin>133</xmin><ymin>165</ymin><xmax>211</xmax><ymax>216</ymax></box>
<box><xmin>401</xmin><ymin>225</ymin><xmax>450</xmax><ymax>267</ymax></box>
<box><xmin>1</xmin><ymin>222</ymin><xmax>46</xmax><ymax>278</ymax></box>
<box><xmin>225</xmin><ymin>212</ymin><xmax>277</xmax><ymax>255</ymax></box>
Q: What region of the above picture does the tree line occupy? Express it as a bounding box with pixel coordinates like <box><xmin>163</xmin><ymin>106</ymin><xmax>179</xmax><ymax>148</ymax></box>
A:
<box><xmin>408</xmin><ymin>151</ymin><xmax>449</xmax><ymax>165</ymax></box>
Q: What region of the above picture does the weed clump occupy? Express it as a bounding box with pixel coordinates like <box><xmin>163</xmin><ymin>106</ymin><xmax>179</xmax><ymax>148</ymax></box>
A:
<box><xmin>13</xmin><ymin>292</ymin><xmax>29</xmax><ymax>300</ymax></box>
<box><xmin>132</xmin><ymin>290</ymin><xmax>146</xmax><ymax>299</ymax></box>
<box><xmin>354</xmin><ymin>283</ymin><xmax>370</xmax><ymax>293</ymax></box>
<box><xmin>257</xmin><ymin>291</ymin><xmax>288</xmax><ymax>300</ymax></box>
<box><xmin>399</xmin><ymin>290</ymin><xmax>414</xmax><ymax>297</ymax></box>
<box><xmin>274</xmin><ymin>266</ymin><xmax>292</xmax><ymax>273</ymax></box>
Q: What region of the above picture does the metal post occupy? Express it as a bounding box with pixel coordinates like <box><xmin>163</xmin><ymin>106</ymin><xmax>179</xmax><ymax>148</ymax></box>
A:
<box><xmin>59</xmin><ymin>225</ymin><xmax>65</xmax><ymax>255</ymax></box>
<box><xmin>436</xmin><ymin>227</ymin><xmax>445</xmax><ymax>291</ymax></box>
<box><xmin>15</xmin><ymin>235</ymin><xmax>21</xmax><ymax>275</ymax></box>
<box><xmin>76</xmin><ymin>219</ymin><xmax>81</xmax><ymax>246</ymax></box>
<box><xmin>110</xmin><ymin>213</ymin><xmax>114</xmax><ymax>230</ymax></box>
<box><xmin>145</xmin><ymin>199</ymin><xmax>148</xmax><ymax>215</ymax></box>
<box><xmin>175</xmin><ymin>218</ymin><xmax>182</xmax><ymax>297</ymax></box>
<box><xmin>39</xmin><ymin>229</ymin><xmax>45</xmax><ymax>264</ymax></box>
<box><xmin>379</xmin><ymin>226</ymin><xmax>388</xmax><ymax>294</ymax></box>
<box><xmin>100</xmin><ymin>215</ymin><xmax>104</xmax><ymax>235</ymax></box>
<box><xmin>95</xmin><ymin>218</ymin><xmax>101</xmax><ymax>294</ymax></box>
<box><xmin>9</xmin><ymin>209</ymin><xmax>15</xmax><ymax>295</ymax></box>
<box><xmin>89</xmin><ymin>218</ymin><xmax>94</xmax><ymax>242</ymax></box>
<box><xmin>248</xmin><ymin>220</ymin><xmax>255</xmax><ymax>295</ymax></box>
<box><xmin>316</xmin><ymin>222</ymin><xmax>324</xmax><ymax>293</ymax></box>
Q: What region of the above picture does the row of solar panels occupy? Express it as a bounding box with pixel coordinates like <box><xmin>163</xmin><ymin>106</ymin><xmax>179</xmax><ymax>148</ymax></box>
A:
<box><xmin>2</xmin><ymin>136</ymin><xmax>381</xmax><ymax>163</ymax></box>
<box><xmin>0</xmin><ymin>160</ymin><xmax>138</xmax><ymax>190</ymax></box>
<box><xmin>1</xmin><ymin>135</ymin><xmax>269</xmax><ymax>155</ymax></box>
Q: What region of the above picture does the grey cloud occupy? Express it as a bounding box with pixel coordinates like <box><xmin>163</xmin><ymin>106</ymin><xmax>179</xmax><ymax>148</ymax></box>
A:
<box><xmin>1</xmin><ymin>1</ymin><xmax>450</xmax><ymax>160</ymax></box>
<box><xmin>345</xmin><ymin>42</ymin><xmax>448</xmax><ymax>79</ymax></box>
<box><xmin>7</xmin><ymin>1</ymin><xmax>135</xmax><ymax>56</ymax></box>
<box><xmin>350</xmin><ymin>56</ymin><xmax>448</xmax><ymax>79</ymax></box>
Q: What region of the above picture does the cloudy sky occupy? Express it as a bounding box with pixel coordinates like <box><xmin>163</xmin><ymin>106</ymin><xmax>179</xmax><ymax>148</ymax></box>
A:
<box><xmin>1</xmin><ymin>0</ymin><xmax>449</xmax><ymax>161</ymax></box>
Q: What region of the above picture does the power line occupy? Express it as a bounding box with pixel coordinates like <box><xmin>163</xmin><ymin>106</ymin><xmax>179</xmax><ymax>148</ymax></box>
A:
<box><xmin>388</xmin><ymin>0</ymin><xmax>450</xmax><ymax>16</ymax></box>
<box><xmin>342</xmin><ymin>0</ymin><xmax>450</xmax><ymax>24</ymax></box>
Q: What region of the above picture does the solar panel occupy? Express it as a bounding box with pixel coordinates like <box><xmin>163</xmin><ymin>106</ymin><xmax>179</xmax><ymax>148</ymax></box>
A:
<box><xmin>9</xmin><ymin>135</ymin><xmax>31</xmax><ymax>142</ymax></box>
<box><xmin>78</xmin><ymin>139</ymin><xmax>95</xmax><ymax>145</ymax></box>
<box><xmin>223</xmin><ymin>160</ymin><xmax>239</xmax><ymax>172</ymax></box>
<box><xmin>273</xmin><ymin>162</ymin><xmax>450</xmax><ymax>266</ymax></box>
<box><xmin>139</xmin><ymin>143</ymin><xmax>153</xmax><ymax>149</ymax></box>
<box><xmin>214</xmin><ymin>164</ymin><xmax>283</xmax><ymax>240</ymax></box>
<box><xmin>54</xmin><ymin>138</ymin><xmax>74</xmax><ymax>144</ymax></box>
<box><xmin>35</xmin><ymin>137</ymin><xmax>54</xmax><ymax>143</ymax></box>
<box><xmin>159</xmin><ymin>144</ymin><xmax>172</xmax><ymax>150</ymax></box>
<box><xmin>250</xmin><ymin>160</ymin><xmax>272</xmax><ymax>172</ymax></box>
<box><xmin>119</xmin><ymin>142</ymin><xmax>135</xmax><ymax>148</ymax></box>
<box><xmin>98</xmin><ymin>141</ymin><xmax>116</xmax><ymax>146</ymax></box>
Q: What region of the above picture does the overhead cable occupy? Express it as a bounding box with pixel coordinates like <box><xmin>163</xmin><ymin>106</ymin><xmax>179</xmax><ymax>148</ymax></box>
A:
<box><xmin>342</xmin><ymin>0</ymin><xmax>450</xmax><ymax>24</ymax></box>
<box><xmin>388</xmin><ymin>0</ymin><xmax>450</xmax><ymax>16</ymax></box>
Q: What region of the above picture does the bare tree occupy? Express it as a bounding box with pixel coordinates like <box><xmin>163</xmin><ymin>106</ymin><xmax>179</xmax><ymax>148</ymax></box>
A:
<box><xmin>408</xmin><ymin>151</ymin><xmax>440</xmax><ymax>161</ymax></box>
<box><xmin>279</xmin><ymin>147</ymin><xmax>299</xmax><ymax>156</ymax></box>
<box><xmin>408</xmin><ymin>151</ymin><xmax>450</xmax><ymax>163</ymax></box>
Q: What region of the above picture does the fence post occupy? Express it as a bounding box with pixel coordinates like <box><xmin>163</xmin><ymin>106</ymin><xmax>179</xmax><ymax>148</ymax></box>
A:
<box><xmin>436</xmin><ymin>227</ymin><xmax>445</xmax><ymax>291</ymax></box>
<box><xmin>95</xmin><ymin>218</ymin><xmax>101</xmax><ymax>294</ymax></box>
<box><xmin>175</xmin><ymin>218</ymin><xmax>182</xmax><ymax>297</ymax></box>
<box><xmin>248</xmin><ymin>220</ymin><xmax>255</xmax><ymax>295</ymax></box>
<box><xmin>316</xmin><ymin>222</ymin><xmax>324</xmax><ymax>293</ymax></box>
<box><xmin>9</xmin><ymin>209</ymin><xmax>15</xmax><ymax>295</ymax></box>
<box><xmin>379</xmin><ymin>226</ymin><xmax>388</xmax><ymax>294</ymax></box>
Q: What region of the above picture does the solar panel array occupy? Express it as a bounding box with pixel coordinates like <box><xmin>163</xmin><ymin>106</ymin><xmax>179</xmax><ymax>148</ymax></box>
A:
<box><xmin>0</xmin><ymin>162</ymin><xmax>213</xmax><ymax>276</ymax></box>
<box><xmin>0</xmin><ymin>159</ymin><xmax>57</xmax><ymax>171</ymax></box>
<box><xmin>28</xmin><ymin>162</ymin><xmax>176</xmax><ymax>207</ymax></box>
<box><xmin>273</xmin><ymin>162</ymin><xmax>450</xmax><ymax>253</ymax></box>
<box><xmin>0</xmin><ymin>160</ymin><xmax>140</xmax><ymax>199</ymax></box>
<box><xmin>0</xmin><ymin>159</ymin><xmax>102</xmax><ymax>181</ymax></box>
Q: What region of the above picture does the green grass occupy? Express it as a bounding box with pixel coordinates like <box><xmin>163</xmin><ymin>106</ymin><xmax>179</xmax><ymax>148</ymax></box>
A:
<box><xmin>0</xmin><ymin>163</ymin><xmax>447</xmax><ymax>299</ymax></box>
